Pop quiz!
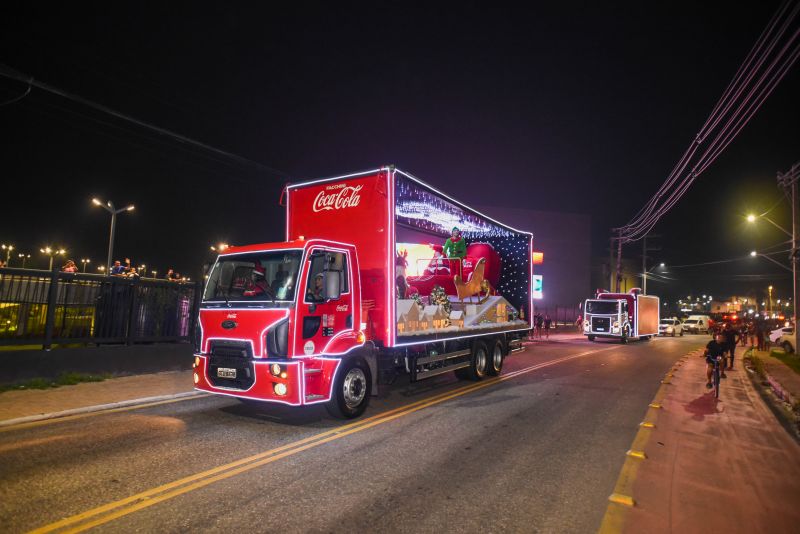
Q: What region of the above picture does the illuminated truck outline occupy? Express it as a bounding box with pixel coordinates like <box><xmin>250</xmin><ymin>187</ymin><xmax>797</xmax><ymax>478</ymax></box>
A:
<box><xmin>194</xmin><ymin>166</ymin><xmax>533</xmax><ymax>418</ymax></box>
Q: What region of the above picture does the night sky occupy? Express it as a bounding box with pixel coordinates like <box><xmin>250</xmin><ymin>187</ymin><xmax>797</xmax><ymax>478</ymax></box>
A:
<box><xmin>1</xmin><ymin>2</ymin><xmax>798</xmax><ymax>302</ymax></box>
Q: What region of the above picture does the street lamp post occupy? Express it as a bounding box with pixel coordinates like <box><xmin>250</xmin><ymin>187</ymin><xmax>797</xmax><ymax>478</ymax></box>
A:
<box><xmin>18</xmin><ymin>253</ymin><xmax>30</xmax><ymax>268</ymax></box>
<box><xmin>81</xmin><ymin>258</ymin><xmax>91</xmax><ymax>272</ymax></box>
<box><xmin>40</xmin><ymin>247</ymin><xmax>66</xmax><ymax>270</ymax></box>
<box><xmin>93</xmin><ymin>198</ymin><xmax>135</xmax><ymax>275</ymax></box>
<box><xmin>1</xmin><ymin>244</ymin><xmax>14</xmax><ymax>266</ymax></box>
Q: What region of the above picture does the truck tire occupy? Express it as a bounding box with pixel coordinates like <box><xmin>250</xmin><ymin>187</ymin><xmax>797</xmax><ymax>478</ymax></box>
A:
<box><xmin>587</xmin><ymin>335</ymin><xmax>595</xmax><ymax>341</ymax></box>
<box><xmin>680</xmin><ymin>330</ymin><xmax>684</xmax><ymax>337</ymax></box>
<box><xmin>783</xmin><ymin>341</ymin><xmax>795</xmax><ymax>354</ymax></box>
<box><xmin>487</xmin><ymin>339</ymin><xmax>504</xmax><ymax>376</ymax></box>
<box><xmin>458</xmin><ymin>341</ymin><xmax>488</xmax><ymax>381</ymax></box>
<box><xmin>642</xmin><ymin>335</ymin><xmax>651</xmax><ymax>342</ymax></box>
<box><xmin>326</xmin><ymin>357</ymin><xmax>371</xmax><ymax>419</ymax></box>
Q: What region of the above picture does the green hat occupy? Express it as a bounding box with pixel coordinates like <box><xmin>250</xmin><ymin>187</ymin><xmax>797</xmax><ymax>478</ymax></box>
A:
<box><xmin>452</xmin><ymin>226</ymin><xmax>460</xmax><ymax>232</ymax></box>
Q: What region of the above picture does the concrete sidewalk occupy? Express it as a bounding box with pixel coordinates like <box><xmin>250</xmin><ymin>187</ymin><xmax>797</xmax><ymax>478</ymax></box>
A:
<box><xmin>0</xmin><ymin>370</ymin><xmax>196</xmax><ymax>424</ymax></box>
<box><xmin>615</xmin><ymin>348</ymin><xmax>800</xmax><ymax>533</ymax></box>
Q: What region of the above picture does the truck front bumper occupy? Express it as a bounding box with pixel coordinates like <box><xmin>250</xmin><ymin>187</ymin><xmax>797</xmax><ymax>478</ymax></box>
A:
<box><xmin>193</xmin><ymin>354</ymin><xmax>304</xmax><ymax>406</ymax></box>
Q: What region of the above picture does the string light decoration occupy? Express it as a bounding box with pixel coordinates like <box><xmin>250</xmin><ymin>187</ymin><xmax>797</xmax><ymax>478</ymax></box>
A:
<box><xmin>394</xmin><ymin>175</ymin><xmax>531</xmax><ymax>313</ymax></box>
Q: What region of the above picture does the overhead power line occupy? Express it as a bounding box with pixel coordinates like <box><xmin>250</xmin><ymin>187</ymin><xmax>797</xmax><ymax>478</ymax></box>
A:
<box><xmin>0</xmin><ymin>63</ymin><xmax>292</xmax><ymax>180</ymax></box>
<box><xmin>616</xmin><ymin>0</ymin><xmax>800</xmax><ymax>243</ymax></box>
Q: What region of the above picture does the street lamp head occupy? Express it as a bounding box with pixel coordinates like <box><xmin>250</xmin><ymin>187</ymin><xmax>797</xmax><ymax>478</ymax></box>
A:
<box><xmin>92</xmin><ymin>198</ymin><xmax>102</xmax><ymax>206</ymax></box>
<box><xmin>659</xmin><ymin>262</ymin><xmax>665</xmax><ymax>267</ymax></box>
<box><xmin>125</xmin><ymin>205</ymin><xmax>135</xmax><ymax>211</ymax></box>
<box><xmin>746</xmin><ymin>214</ymin><xmax>756</xmax><ymax>222</ymax></box>
<box><xmin>750</xmin><ymin>250</ymin><xmax>757</xmax><ymax>257</ymax></box>
<box><xmin>769</xmin><ymin>285</ymin><xmax>773</xmax><ymax>291</ymax></box>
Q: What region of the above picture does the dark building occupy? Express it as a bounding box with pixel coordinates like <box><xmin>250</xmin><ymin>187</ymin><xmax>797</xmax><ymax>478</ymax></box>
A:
<box><xmin>478</xmin><ymin>206</ymin><xmax>591</xmax><ymax>319</ymax></box>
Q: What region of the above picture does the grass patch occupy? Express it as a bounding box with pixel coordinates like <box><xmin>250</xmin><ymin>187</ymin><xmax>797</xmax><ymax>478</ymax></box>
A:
<box><xmin>745</xmin><ymin>351</ymin><xmax>766</xmax><ymax>379</ymax></box>
<box><xmin>770</xmin><ymin>350</ymin><xmax>800</xmax><ymax>376</ymax></box>
<box><xmin>0</xmin><ymin>372</ymin><xmax>111</xmax><ymax>393</ymax></box>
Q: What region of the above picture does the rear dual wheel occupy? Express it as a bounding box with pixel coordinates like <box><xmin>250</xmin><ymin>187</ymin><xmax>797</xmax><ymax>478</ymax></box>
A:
<box><xmin>456</xmin><ymin>341</ymin><xmax>494</xmax><ymax>380</ymax></box>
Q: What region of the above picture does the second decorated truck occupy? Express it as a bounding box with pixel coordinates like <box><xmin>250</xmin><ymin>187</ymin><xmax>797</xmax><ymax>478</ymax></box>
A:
<box><xmin>193</xmin><ymin>166</ymin><xmax>533</xmax><ymax>418</ymax></box>
<box><xmin>583</xmin><ymin>288</ymin><xmax>659</xmax><ymax>343</ymax></box>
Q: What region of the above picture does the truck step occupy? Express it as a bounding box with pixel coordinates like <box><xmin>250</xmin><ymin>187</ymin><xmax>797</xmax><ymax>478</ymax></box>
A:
<box><xmin>415</xmin><ymin>361</ymin><xmax>470</xmax><ymax>380</ymax></box>
<box><xmin>415</xmin><ymin>349</ymin><xmax>470</xmax><ymax>366</ymax></box>
<box><xmin>305</xmin><ymin>394</ymin><xmax>325</xmax><ymax>401</ymax></box>
<box><xmin>304</xmin><ymin>368</ymin><xmax>322</xmax><ymax>375</ymax></box>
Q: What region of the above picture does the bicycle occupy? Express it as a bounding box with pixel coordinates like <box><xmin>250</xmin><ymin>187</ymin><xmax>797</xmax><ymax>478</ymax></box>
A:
<box><xmin>711</xmin><ymin>355</ymin><xmax>723</xmax><ymax>399</ymax></box>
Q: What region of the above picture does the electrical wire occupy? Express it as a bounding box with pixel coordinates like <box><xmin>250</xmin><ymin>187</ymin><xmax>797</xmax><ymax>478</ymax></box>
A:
<box><xmin>616</xmin><ymin>1</ymin><xmax>800</xmax><ymax>242</ymax></box>
<box><xmin>0</xmin><ymin>63</ymin><xmax>292</xmax><ymax>180</ymax></box>
<box><xmin>0</xmin><ymin>82</ymin><xmax>30</xmax><ymax>106</ymax></box>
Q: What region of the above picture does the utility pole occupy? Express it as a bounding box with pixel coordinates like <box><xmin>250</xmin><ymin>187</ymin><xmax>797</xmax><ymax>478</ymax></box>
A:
<box><xmin>778</xmin><ymin>161</ymin><xmax>800</xmax><ymax>324</ymax></box>
<box><xmin>641</xmin><ymin>234</ymin><xmax>661</xmax><ymax>295</ymax></box>
<box><xmin>615</xmin><ymin>229</ymin><xmax>623</xmax><ymax>293</ymax></box>
<box><xmin>609</xmin><ymin>236</ymin><xmax>615</xmax><ymax>291</ymax></box>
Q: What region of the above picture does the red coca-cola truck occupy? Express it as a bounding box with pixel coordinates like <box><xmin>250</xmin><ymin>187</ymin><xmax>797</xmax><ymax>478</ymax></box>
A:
<box><xmin>193</xmin><ymin>166</ymin><xmax>533</xmax><ymax>418</ymax></box>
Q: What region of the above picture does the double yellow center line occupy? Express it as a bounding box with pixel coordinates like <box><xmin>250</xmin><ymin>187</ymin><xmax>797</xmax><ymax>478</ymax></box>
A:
<box><xmin>30</xmin><ymin>345</ymin><xmax>614</xmax><ymax>534</ymax></box>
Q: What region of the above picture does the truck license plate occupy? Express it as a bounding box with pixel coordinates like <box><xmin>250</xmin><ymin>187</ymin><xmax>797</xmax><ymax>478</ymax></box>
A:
<box><xmin>217</xmin><ymin>367</ymin><xmax>237</xmax><ymax>379</ymax></box>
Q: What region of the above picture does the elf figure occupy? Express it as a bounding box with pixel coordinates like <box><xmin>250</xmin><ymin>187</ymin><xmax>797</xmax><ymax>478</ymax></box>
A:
<box><xmin>442</xmin><ymin>227</ymin><xmax>466</xmax><ymax>259</ymax></box>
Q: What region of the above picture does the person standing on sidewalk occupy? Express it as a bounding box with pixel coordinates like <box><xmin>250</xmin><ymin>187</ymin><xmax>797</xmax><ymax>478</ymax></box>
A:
<box><xmin>544</xmin><ymin>314</ymin><xmax>552</xmax><ymax>340</ymax></box>
<box><xmin>722</xmin><ymin>323</ymin><xmax>739</xmax><ymax>370</ymax></box>
<box><xmin>704</xmin><ymin>332</ymin><xmax>728</xmax><ymax>388</ymax></box>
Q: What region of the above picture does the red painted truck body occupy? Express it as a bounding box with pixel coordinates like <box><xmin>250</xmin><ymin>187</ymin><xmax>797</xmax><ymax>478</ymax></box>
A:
<box><xmin>193</xmin><ymin>167</ymin><xmax>532</xmax><ymax>417</ymax></box>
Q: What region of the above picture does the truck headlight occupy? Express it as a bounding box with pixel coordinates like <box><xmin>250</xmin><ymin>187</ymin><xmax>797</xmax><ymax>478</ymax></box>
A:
<box><xmin>666</xmin><ymin>327</ymin><xmax>673</xmax><ymax>332</ymax></box>
<box><xmin>613</xmin><ymin>321</ymin><xmax>619</xmax><ymax>328</ymax></box>
<box><xmin>584</xmin><ymin>320</ymin><xmax>589</xmax><ymax>327</ymax></box>
<box><xmin>273</xmin><ymin>383</ymin><xmax>288</xmax><ymax>396</ymax></box>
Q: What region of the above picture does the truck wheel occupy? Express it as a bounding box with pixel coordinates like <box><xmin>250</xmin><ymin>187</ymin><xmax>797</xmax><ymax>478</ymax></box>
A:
<box><xmin>642</xmin><ymin>335</ymin><xmax>651</xmax><ymax>342</ymax></box>
<box><xmin>487</xmin><ymin>340</ymin><xmax>504</xmax><ymax>376</ymax></box>
<box><xmin>587</xmin><ymin>335</ymin><xmax>595</xmax><ymax>341</ymax></box>
<box><xmin>459</xmin><ymin>341</ymin><xmax>488</xmax><ymax>381</ymax></box>
<box><xmin>680</xmin><ymin>330</ymin><xmax>683</xmax><ymax>337</ymax></box>
<box><xmin>326</xmin><ymin>358</ymin><xmax>371</xmax><ymax>419</ymax></box>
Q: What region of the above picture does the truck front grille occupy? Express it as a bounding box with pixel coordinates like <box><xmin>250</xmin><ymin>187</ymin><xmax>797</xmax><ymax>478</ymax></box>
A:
<box><xmin>591</xmin><ymin>317</ymin><xmax>610</xmax><ymax>332</ymax></box>
<box><xmin>207</xmin><ymin>341</ymin><xmax>255</xmax><ymax>390</ymax></box>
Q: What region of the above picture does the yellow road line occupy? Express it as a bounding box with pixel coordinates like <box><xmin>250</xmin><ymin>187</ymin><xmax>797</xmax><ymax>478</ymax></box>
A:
<box><xmin>0</xmin><ymin>395</ymin><xmax>209</xmax><ymax>434</ymax></box>
<box><xmin>30</xmin><ymin>345</ymin><xmax>616</xmax><ymax>534</ymax></box>
<box><xmin>597</xmin><ymin>349</ymin><xmax>697</xmax><ymax>534</ymax></box>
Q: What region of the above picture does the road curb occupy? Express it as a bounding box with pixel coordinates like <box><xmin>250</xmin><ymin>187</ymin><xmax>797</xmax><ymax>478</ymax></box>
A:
<box><xmin>597</xmin><ymin>348</ymin><xmax>704</xmax><ymax>533</ymax></box>
<box><xmin>0</xmin><ymin>390</ymin><xmax>203</xmax><ymax>428</ymax></box>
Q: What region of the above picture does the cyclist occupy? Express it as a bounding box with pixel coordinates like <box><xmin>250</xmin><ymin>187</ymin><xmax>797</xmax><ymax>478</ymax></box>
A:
<box><xmin>704</xmin><ymin>332</ymin><xmax>727</xmax><ymax>389</ymax></box>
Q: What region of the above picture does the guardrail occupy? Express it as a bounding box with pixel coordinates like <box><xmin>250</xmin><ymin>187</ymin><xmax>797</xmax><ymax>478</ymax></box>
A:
<box><xmin>0</xmin><ymin>268</ymin><xmax>202</xmax><ymax>349</ymax></box>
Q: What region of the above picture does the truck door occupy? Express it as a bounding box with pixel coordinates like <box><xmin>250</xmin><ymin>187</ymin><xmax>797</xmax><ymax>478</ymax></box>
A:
<box><xmin>295</xmin><ymin>249</ymin><xmax>353</xmax><ymax>357</ymax></box>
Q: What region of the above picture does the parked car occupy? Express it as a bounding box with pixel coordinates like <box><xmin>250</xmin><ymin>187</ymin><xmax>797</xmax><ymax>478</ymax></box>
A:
<box><xmin>769</xmin><ymin>326</ymin><xmax>793</xmax><ymax>344</ymax></box>
<box><xmin>777</xmin><ymin>329</ymin><xmax>796</xmax><ymax>353</ymax></box>
<box><xmin>683</xmin><ymin>315</ymin><xmax>712</xmax><ymax>334</ymax></box>
<box><xmin>659</xmin><ymin>318</ymin><xmax>683</xmax><ymax>337</ymax></box>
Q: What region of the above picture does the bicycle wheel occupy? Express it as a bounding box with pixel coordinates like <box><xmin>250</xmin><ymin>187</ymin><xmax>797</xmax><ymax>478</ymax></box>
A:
<box><xmin>713</xmin><ymin>365</ymin><xmax>720</xmax><ymax>399</ymax></box>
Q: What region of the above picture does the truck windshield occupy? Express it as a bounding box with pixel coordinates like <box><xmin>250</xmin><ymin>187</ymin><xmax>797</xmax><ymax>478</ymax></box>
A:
<box><xmin>586</xmin><ymin>300</ymin><xmax>618</xmax><ymax>314</ymax></box>
<box><xmin>203</xmin><ymin>251</ymin><xmax>302</xmax><ymax>303</ymax></box>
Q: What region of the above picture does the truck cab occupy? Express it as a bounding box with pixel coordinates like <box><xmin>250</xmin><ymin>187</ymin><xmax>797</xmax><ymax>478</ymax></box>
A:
<box><xmin>194</xmin><ymin>239</ymin><xmax>372</xmax><ymax>418</ymax></box>
<box><xmin>583</xmin><ymin>298</ymin><xmax>630</xmax><ymax>340</ymax></box>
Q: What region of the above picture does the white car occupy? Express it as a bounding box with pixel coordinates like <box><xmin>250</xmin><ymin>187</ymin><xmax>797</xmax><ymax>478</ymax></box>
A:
<box><xmin>683</xmin><ymin>315</ymin><xmax>711</xmax><ymax>334</ymax></box>
<box><xmin>777</xmin><ymin>329</ymin><xmax>796</xmax><ymax>353</ymax></box>
<box><xmin>659</xmin><ymin>318</ymin><xmax>683</xmax><ymax>337</ymax></box>
<box><xmin>769</xmin><ymin>326</ymin><xmax>792</xmax><ymax>344</ymax></box>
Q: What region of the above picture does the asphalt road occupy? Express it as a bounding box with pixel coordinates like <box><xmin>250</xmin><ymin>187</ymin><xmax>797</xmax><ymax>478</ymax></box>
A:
<box><xmin>0</xmin><ymin>335</ymin><xmax>706</xmax><ymax>533</ymax></box>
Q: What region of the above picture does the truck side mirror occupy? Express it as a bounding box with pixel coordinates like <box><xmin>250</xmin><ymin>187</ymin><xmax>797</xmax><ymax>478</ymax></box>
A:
<box><xmin>323</xmin><ymin>270</ymin><xmax>340</xmax><ymax>301</ymax></box>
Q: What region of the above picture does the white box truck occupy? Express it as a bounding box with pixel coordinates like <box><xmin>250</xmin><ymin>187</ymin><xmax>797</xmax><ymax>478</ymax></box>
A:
<box><xmin>583</xmin><ymin>288</ymin><xmax>659</xmax><ymax>343</ymax></box>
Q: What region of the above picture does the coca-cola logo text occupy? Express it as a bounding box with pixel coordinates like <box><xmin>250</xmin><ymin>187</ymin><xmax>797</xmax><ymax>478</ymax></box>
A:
<box><xmin>312</xmin><ymin>185</ymin><xmax>363</xmax><ymax>212</ymax></box>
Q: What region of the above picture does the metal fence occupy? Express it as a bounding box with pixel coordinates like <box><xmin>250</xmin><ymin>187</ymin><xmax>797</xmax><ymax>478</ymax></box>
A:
<box><xmin>0</xmin><ymin>268</ymin><xmax>202</xmax><ymax>348</ymax></box>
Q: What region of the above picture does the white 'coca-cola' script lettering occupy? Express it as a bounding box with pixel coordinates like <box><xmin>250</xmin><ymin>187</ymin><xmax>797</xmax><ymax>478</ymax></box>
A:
<box><xmin>312</xmin><ymin>185</ymin><xmax>363</xmax><ymax>212</ymax></box>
